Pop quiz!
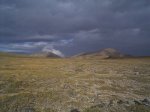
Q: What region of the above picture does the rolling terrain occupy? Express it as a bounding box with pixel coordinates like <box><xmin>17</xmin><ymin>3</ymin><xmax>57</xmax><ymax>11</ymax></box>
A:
<box><xmin>73</xmin><ymin>48</ymin><xmax>132</xmax><ymax>59</ymax></box>
<box><xmin>31</xmin><ymin>52</ymin><xmax>61</xmax><ymax>58</ymax></box>
<box><xmin>0</xmin><ymin>52</ymin><xmax>150</xmax><ymax>112</ymax></box>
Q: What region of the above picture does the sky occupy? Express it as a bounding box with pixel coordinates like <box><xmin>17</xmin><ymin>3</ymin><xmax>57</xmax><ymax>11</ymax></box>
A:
<box><xmin>0</xmin><ymin>0</ymin><xmax>150</xmax><ymax>56</ymax></box>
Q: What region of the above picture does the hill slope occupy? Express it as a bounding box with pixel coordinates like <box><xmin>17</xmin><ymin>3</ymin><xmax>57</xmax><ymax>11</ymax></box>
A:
<box><xmin>31</xmin><ymin>51</ymin><xmax>61</xmax><ymax>58</ymax></box>
<box><xmin>74</xmin><ymin>48</ymin><xmax>131</xmax><ymax>59</ymax></box>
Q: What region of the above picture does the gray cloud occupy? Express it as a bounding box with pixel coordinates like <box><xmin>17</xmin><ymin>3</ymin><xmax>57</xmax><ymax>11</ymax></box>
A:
<box><xmin>0</xmin><ymin>0</ymin><xmax>150</xmax><ymax>56</ymax></box>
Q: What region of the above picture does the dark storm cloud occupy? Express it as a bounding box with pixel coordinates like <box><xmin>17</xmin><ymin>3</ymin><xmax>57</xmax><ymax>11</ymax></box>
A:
<box><xmin>0</xmin><ymin>0</ymin><xmax>150</xmax><ymax>56</ymax></box>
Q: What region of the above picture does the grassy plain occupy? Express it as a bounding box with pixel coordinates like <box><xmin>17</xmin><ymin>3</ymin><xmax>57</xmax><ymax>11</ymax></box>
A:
<box><xmin>0</xmin><ymin>54</ymin><xmax>150</xmax><ymax>112</ymax></box>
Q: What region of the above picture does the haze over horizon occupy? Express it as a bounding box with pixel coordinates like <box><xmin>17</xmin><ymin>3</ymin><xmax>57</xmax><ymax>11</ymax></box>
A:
<box><xmin>0</xmin><ymin>0</ymin><xmax>150</xmax><ymax>56</ymax></box>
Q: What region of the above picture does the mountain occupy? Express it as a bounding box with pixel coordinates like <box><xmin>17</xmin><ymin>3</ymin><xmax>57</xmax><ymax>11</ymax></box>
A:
<box><xmin>31</xmin><ymin>51</ymin><xmax>61</xmax><ymax>58</ymax></box>
<box><xmin>74</xmin><ymin>48</ymin><xmax>132</xmax><ymax>59</ymax></box>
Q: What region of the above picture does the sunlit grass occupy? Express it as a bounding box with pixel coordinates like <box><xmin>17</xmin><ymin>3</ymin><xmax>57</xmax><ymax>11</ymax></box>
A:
<box><xmin>0</xmin><ymin>55</ymin><xmax>150</xmax><ymax>112</ymax></box>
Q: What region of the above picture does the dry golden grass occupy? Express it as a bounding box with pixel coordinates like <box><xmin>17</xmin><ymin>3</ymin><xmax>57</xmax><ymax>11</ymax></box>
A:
<box><xmin>0</xmin><ymin>55</ymin><xmax>150</xmax><ymax>112</ymax></box>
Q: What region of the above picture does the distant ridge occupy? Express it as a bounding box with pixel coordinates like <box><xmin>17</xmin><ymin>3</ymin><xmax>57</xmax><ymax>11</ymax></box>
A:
<box><xmin>73</xmin><ymin>48</ymin><xmax>132</xmax><ymax>59</ymax></box>
<box><xmin>0</xmin><ymin>51</ymin><xmax>61</xmax><ymax>58</ymax></box>
<box><xmin>31</xmin><ymin>51</ymin><xmax>61</xmax><ymax>58</ymax></box>
<box><xmin>0</xmin><ymin>51</ymin><xmax>29</xmax><ymax>58</ymax></box>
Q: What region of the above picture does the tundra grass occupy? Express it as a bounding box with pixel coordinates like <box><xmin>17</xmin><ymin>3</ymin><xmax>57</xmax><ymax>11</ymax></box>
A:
<box><xmin>0</xmin><ymin>56</ymin><xmax>150</xmax><ymax>112</ymax></box>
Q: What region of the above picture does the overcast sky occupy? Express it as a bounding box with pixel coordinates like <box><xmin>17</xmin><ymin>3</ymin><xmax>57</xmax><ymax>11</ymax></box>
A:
<box><xmin>0</xmin><ymin>0</ymin><xmax>150</xmax><ymax>56</ymax></box>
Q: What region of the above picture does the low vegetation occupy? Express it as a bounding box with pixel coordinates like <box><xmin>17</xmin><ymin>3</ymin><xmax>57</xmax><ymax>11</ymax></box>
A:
<box><xmin>0</xmin><ymin>54</ymin><xmax>150</xmax><ymax>112</ymax></box>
